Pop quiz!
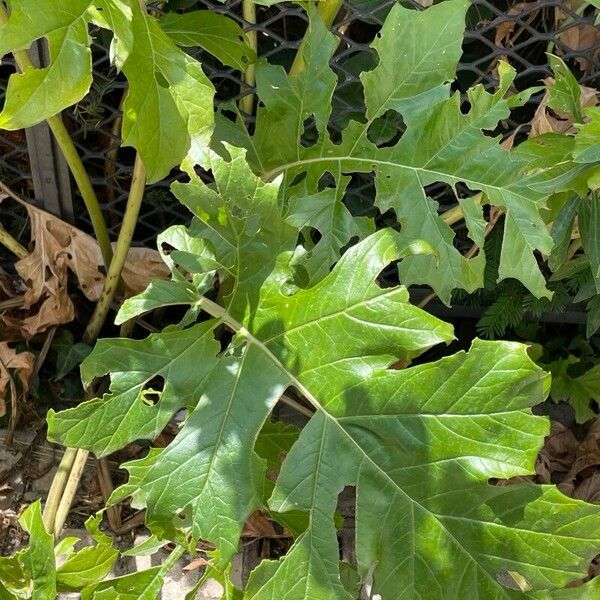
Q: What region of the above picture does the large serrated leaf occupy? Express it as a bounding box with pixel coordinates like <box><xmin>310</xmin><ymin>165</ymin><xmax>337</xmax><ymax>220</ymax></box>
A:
<box><xmin>216</xmin><ymin>1</ymin><xmax>592</xmax><ymax>301</ymax></box>
<box><xmin>50</xmin><ymin>143</ymin><xmax>600</xmax><ymax>597</ymax></box>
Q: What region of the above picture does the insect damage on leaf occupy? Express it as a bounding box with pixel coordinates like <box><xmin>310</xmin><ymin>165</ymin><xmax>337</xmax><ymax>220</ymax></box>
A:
<box><xmin>215</xmin><ymin>0</ymin><xmax>594</xmax><ymax>302</ymax></box>
<box><xmin>49</xmin><ymin>141</ymin><xmax>600</xmax><ymax>598</ymax></box>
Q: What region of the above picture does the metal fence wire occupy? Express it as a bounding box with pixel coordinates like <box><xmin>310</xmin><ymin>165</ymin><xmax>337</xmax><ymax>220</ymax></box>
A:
<box><xmin>1</xmin><ymin>0</ymin><xmax>599</xmax><ymax>245</ymax></box>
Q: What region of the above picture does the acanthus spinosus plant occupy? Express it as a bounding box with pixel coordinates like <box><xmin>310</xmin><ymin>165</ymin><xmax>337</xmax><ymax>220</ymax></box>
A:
<box><xmin>1</xmin><ymin>0</ymin><xmax>600</xmax><ymax>598</ymax></box>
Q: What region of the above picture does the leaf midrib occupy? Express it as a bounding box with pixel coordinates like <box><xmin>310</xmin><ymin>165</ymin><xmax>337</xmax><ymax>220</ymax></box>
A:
<box><xmin>262</xmin><ymin>156</ymin><xmax>536</xmax><ymax>208</ymax></box>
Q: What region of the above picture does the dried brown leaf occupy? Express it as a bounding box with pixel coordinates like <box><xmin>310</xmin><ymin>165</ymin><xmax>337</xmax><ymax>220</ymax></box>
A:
<box><xmin>559</xmin><ymin>420</ymin><xmax>600</xmax><ymax>502</ymax></box>
<box><xmin>494</xmin><ymin>3</ymin><xmax>539</xmax><ymax>47</ymax></box>
<box><xmin>0</xmin><ymin>199</ymin><xmax>168</xmax><ymax>337</ymax></box>
<box><xmin>0</xmin><ymin>342</ymin><xmax>34</xmax><ymax>417</ymax></box>
<box><xmin>243</xmin><ymin>511</ymin><xmax>277</xmax><ymax>538</ymax></box>
<box><xmin>121</xmin><ymin>247</ymin><xmax>170</xmax><ymax>298</ymax></box>
<box><xmin>558</xmin><ymin>24</ymin><xmax>600</xmax><ymax>74</ymax></box>
<box><xmin>182</xmin><ymin>557</ymin><xmax>210</xmax><ymax>572</ymax></box>
<box><xmin>539</xmin><ymin>421</ymin><xmax>579</xmax><ymax>479</ymax></box>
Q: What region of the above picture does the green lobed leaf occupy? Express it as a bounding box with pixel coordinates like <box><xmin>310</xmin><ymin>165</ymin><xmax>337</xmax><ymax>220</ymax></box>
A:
<box><xmin>48</xmin><ymin>321</ymin><xmax>221</xmax><ymax>457</ymax></box>
<box><xmin>17</xmin><ymin>501</ymin><xmax>56</xmax><ymax>600</ymax></box>
<box><xmin>248</xmin><ymin>338</ymin><xmax>600</xmax><ymax>599</ymax></box>
<box><xmin>56</xmin><ymin>515</ymin><xmax>118</xmax><ymax>592</ymax></box>
<box><xmin>546</xmin><ymin>54</ymin><xmax>583</xmax><ymax>123</ymax></box>
<box><xmin>160</xmin><ymin>11</ymin><xmax>256</xmax><ymax>71</ymax></box>
<box><xmin>211</xmin><ymin>1</ymin><xmax>596</xmax><ymax>301</ymax></box>
<box><xmin>52</xmin><ymin>330</ymin><xmax>92</xmax><ymax>380</ymax></box>
<box><xmin>549</xmin><ymin>356</ymin><xmax>600</xmax><ymax>423</ymax></box>
<box><xmin>0</xmin><ymin>0</ymin><xmax>94</xmax><ymax>130</ymax></box>
<box><xmin>0</xmin><ymin>0</ymin><xmax>214</xmax><ymax>182</ymax></box>
<box><xmin>0</xmin><ymin>504</ymin><xmax>118</xmax><ymax>598</ymax></box>
<box><xmin>51</xmin><ymin>135</ymin><xmax>600</xmax><ymax>596</ymax></box>
<box><xmin>116</xmin><ymin>224</ymin><xmax>221</xmax><ymax>324</ymax></box>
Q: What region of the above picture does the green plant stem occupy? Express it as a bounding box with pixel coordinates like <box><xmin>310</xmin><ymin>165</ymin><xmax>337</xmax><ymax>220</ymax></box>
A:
<box><xmin>0</xmin><ymin>4</ymin><xmax>113</xmax><ymax>268</ymax></box>
<box><xmin>51</xmin><ymin>448</ymin><xmax>89</xmax><ymax>538</ymax></box>
<box><xmin>83</xmin><ymin>153</ymin><xmax>146</xmax><ymax>344</ymax></box>
<box><xmin>44</xmin><ymin>155</ymin><xmax>146</xmax><ymax>536</ymax></box>
<box><xmin>239</xmin><ymin>0</ymin><xmax>257</xmax><ymax>116</ymax></box>
<box><xmin>42</xmin><ymin>447</ymin><xmax>77</xmax><ymax>530</ymax></box>
<box><xmin>442</xmin><ymin>193</ymin><xmax>483</xmax><ymax>226</ymax></box>
<box><xmin>289</xmin><ymin>0</ymin><xmax>344</xmax><ymax>76</ymax></box>
<box><xmin>0</xmin><ymin>224</ymin><xmax>27</xmax><ymax>258</ymax></box>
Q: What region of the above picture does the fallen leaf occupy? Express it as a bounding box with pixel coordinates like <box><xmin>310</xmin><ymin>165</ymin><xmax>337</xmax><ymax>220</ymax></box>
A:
<box><xmin>243</xmin><ymin>511</ymin><xmax>277</xmax><ymax>538</ymax></box>
<box><xmin>0</xmin><ymin>196</ymin><xmax>169</xmax><ymax>337</ymax></box>
<box><xmin>556</xmin><ymin>18</ymin><xmax>600</xmax><ymax>73</ymax></box>
<box><xmin>494</xmin><ymin>2</ymin><xmax>539</xmax><ymax>47</ymax></box>
<box><xmin>120</xmin><ymin>247</ymin><xmax>171</xmax><ymax>298</ymax></box>
<box><xmin>530</xmin><ymin>81</ymin><xmax>598</xmax><ymax>137</ymax></box>
<box><xmin>539</xmin><ymin>421</ymin><xmax>579</xmax><ymax>481</ymax></box>
<box><xmin>570</xmin><ymin>471</ymin><xmax>600</xmax><ymax>503</ymax></box>
<box><xmin>0</xmin><ymin>342</ymin><xmax>34</xmax><ymax>417</ymax></box>
<box><xmin>559</xmin><ymin>419</ymin><xmax>600</xmax><ymax>501</ymax></box>
<box><xmin>182</xmin><ymin>557</ymin><xmax>210</xmax><ymax>572</ymax></box>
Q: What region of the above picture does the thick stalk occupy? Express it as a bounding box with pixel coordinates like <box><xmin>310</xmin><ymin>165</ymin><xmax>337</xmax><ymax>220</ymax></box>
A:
<box><xmin>0</xmin><ymin>4</ymin><xmax>112</xmax><ymax>268</ymax></box>
<box><xmin>42</xmin><ymin>447</ymin><xmax>77</xmax><ymax>529</ymax></box>
<box><xmin>44</xmin><ymin>155</ymin><xmax>146</xmax><ymax>536</ymax></box>
<box><xmin>239</xmin><ymin>0</ymin><xmax>257</xmax><ymax>116</ymax></box>
<box><xmin>289</xmin><ymin>0</ymin><xmax>344</xmax><ymax>76</ymax></box>
<box><xmin>51</xmin><ymin>448</ymin><xmax>89</xmax><ymax>537</ymax></box>
<box><xmin>84</xmin><ymin>154</ymin><xmax>146</xmax><ymax>344</ymax></box>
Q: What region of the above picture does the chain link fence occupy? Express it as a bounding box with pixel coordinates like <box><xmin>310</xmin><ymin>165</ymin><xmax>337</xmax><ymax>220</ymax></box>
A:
<box><xmin>1</xmin><ymin>0</ymin><xmax>599</xmax><ymax>244</ymax></box>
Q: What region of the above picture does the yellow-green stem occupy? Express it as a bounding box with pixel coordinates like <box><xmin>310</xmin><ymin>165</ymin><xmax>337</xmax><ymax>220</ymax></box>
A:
<box><xmin>442</xmin><ymin>193</ymin><xmax>483</xmax><ymax>226</ymax></box>
<box><xmin>84</xmin><ymin>154</ymin><xmax>146</xmax><ymax>344</ymax></box>
<box><xmin>44</xmin><ymin>155</ymin><xmax>145</xmax><ymax>535</ymax></box>
<box><xmin>42</xmin><ymin>447</ymin><xmax>77</xmax><ymax>529</ymax></box>
<box><xmin>239</xmin><ymin>0</ymin><xmax>257</xmax><ymax>116</ymax></box>
<box><xmin>289</xmin><ymin>0</ymin><xmax>344</xmax><ymax>76</ymax></box>
<box><xmin>0</xmin><ymin>224</ymin><xmax>27</xmax><ymax>258</ymax></box>
<box><xmin>0</xmin><ymin>4</ymin><xmax>113</xmax><ymax>268</ymax></box>
<box><xmin>52</xmin><ymin>449</ymin><xmax>89</xmax><ymax>538</ymax></box>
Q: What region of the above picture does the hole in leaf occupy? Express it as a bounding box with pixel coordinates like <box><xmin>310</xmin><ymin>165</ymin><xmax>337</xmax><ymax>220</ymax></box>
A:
<box><xmin>367</xmin><ymin>109</ymin><xmax>404</xmax><ymax>148</ymax></box>
<box><xmin>300</xmin><ymin>115</ymin><xmax>318</xmax><ymax>148</ymax></box>
<box><xmin>140</xmin><ymin>375</ymin><xmax>165</xmax><ymax>407</ymax></box>
<box><xmin>376</xmin><ymin>260</ymin><xmax>401</xmax><ymax>289</ymax></box>
<box><xmin>317</xmin><ymin>171</ymin><xmax>335</xmax><ymax>192</ymax></box>
<box><xmin>289</xmin><ymin>171</ymin><xmax>307</xmax><ymax>188</ymax></box>
<box><xmin>155</xmin><ymin>71</ymin><xmax>169</xmax><ymax>88</ymax></box>
<box><xmin>336</xmin><ymin>487</ymin><xmax>356</xmax><ymax>562</ymax></box>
